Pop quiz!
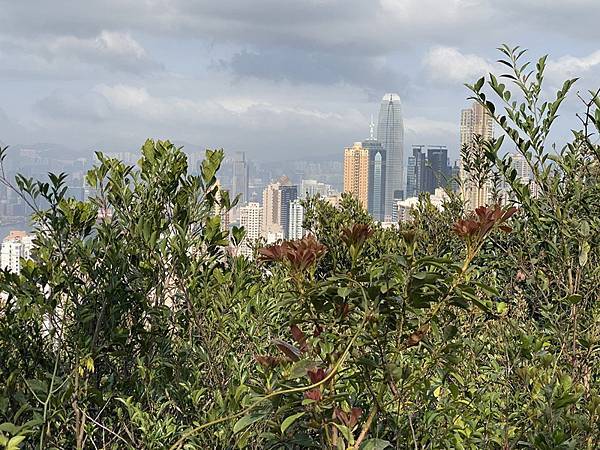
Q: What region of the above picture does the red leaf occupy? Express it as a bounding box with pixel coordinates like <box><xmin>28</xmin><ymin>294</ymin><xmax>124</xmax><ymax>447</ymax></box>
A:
<box><xmin>290</xmin><ymin>324</ymin><xmax>307</xmax><ymax>351</ymax></box>
<box><xmin>272</xmin><ymin>339</ymin><xmax>301</xmax><ymax>361</ymax></box>
<box><xmin>307</xmin><ymin>368</ymin><xmax>327</xmax><ymax>384</ymax></box>
<box><xmin>304</xmin><ymin>388</ymin><xmax>322</xmax><ymax>402</ymax></box>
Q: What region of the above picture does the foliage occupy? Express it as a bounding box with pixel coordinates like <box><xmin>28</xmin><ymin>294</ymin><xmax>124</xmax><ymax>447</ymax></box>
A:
<box><xmin>1</xmin><ymin>45</ymin><xmax>600</xmax><ymax>449</ymax></box>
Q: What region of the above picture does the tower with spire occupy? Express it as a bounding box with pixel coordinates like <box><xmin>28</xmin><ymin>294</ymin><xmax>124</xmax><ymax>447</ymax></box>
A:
<box><xmin>362</xmin><ymin>119</ymin><xmax>387</xmax><ymax>221</ymax></box>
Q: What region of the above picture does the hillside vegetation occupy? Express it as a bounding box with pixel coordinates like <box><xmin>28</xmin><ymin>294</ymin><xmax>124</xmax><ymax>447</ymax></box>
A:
<box><xmin>1</xmin><ymin>46</ymin><xmax>599</xmax><ymax>449</ymax></box>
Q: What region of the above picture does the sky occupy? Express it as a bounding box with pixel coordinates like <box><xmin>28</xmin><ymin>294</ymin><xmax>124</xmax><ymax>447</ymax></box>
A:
<box><xmin>1</xmin><ymin>0</ymin><xmax>599</xmax><ymax>162</ymax></box>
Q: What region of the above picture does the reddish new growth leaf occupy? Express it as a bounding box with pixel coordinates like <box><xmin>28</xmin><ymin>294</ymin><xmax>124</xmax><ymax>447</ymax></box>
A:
<box><xmin>272</xmin><ymin>339</ymin><xmax>302</xmax><ymax>362</ymax></box>
<box><xmin>258</xmin><ymin>234</ymin><xmax>327</xmax><ymax>272</ymax></box>
<box><xmin>336</xmin><ymin>302</ymin><xmax>351</xmax><ymax>319</ymax></box>
<box><xmin>453</xmin><ymin>205</ymin><xmax>518</xmax><ymax>242</ymax></box>
<box><xmin>405</xmin><ymin>324</ymin><xmax>430</xmax><ymax>348</ymax></box>
<box><xmin>304</xmin><ymin>389</ymin><xmax>323</xmax><ymax>402</ymax></box>
<box><xmin>335</xmin><ymin>407</ymin><xmax>363</xmax><ymax>429</ymax></box>
<box><xmin>307</xmin><ymin>367</ymin><xmax>328</xmax><ymax>384</ymax></box>
<box><xmin>340</xmin><ymin>223</ymin><xmax>374</xmax><ymax>248</ymax></box>
<box><xmin>290</xmin><ymin>324</ymin><xmax>308</xmax><ymax>352</ymax></box>
<box><xmin>254</xmin><ymin>354</ymin><xmax>282</xmax><ymax>368</ymax></box>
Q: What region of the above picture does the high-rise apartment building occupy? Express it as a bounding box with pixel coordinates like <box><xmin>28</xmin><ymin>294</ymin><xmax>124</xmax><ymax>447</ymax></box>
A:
<box><xmin>214</xmin><ymin>180</ymin><xmax>230</xmax><ymax>233</ymax></box>
<box><xmin>508</xmin><ymin>153</ymin><xmax>538</xmax><ymax>197</ymax></box>
<box><xmin>262</xmin><ymin>180</ymin><xmax>283</xmax><ymax>235</ymax></box>
<box><xmin>362</xmin><ymin>137</ymin><xmax>386</xmax><ymax>221</ymax></box>
<box><xmin>232</xmin><ymin>152</ymin><xmax>249</xmax><ymax>206</ymax></box>
<box><xmin>300</xmin><ymin>179</ymin><xmax>332</xmax><ymax>199</ymax></box>
<box><xmin>509</xmin><ymin>153</ymin><xmax>531</xmax><ymax>181</ymax></box>
<box><xmin>239</xmin><ymin>202</ymin><xmax>262</xmax><ymax>257</ymax></box>
<box><xmin>377</xmin><ymin>93</ymin><xmax>404</xmax><ymax>219</ymax></box>
<box><xmin>262</xmin><ymin>176</ymin><xmax>297</xmax><ymax>240</ymax></box>
<box><xmin>460</xmin><ymin>102</ymin><xmax>494</xmax><ymax>209</ymax></box>
<box><xmin>343</xmin><ymin>142</ymin><xmax>369</xmax><ymax>208</ymax></box>
<box><xmin>288</xmin><ymin>199</ymin><xmax>305</xmax><ymax>240</ymax></box>
<box><xmin>1</xmin><ymin>231</ymin><xmax>34</xmax><ymax>274</ymax></box>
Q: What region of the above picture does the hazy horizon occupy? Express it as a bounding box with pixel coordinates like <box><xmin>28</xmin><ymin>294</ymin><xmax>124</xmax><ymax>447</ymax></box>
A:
<box><xmin>2</xmin><ymin>1</ymin><xmax>600</xmax><ymax>162</ymax></box>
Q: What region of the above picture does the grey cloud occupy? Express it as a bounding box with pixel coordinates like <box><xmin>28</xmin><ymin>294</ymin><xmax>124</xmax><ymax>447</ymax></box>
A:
<box><xmin>1</xmin><ymin>0</ymin><xmax>598</xmax><ymax>161</ymax></box>
<box><xmin>2</xmin><ymin>1</ymin><xmax>599</xmax><ymax>55</ymax></box>
<box><xmin>26</xmin><ymin>82</ymin><xmax>369</xmax><ymax>160</ymax></box>
<box><xmin>0</xmin><ymin>1</ymin><xmax>505</xmax><ymax>55</ymax></box>
<box><xmin>219</xmin><ymin>48</ymin><xmax>409</xmax><ymax>94</ymax></box>
<box><xmin>35</xmin><ymin>90</ymin><xmax>111</xmax><ymax>122</ymax></box>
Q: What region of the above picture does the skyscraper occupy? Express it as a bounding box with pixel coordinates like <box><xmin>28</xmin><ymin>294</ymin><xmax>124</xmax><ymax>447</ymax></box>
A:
<box><xmin>232</xmin><ymin>152</ymin><xmax>249</xmax><ymax>205</ymax></box>
<box><xmin>1</xmin><ymin>231</ymin><xmax>34</xmax><ymax>274</ymax></box>
<box><xmin>288</xmin><ymin>199</ymin><xmax>305</xmax><ymax>240</ymax></box>
<box><xmin>406</xmin><ymin>145</ymin><xmax>426</xmax><ymax>198</ymax></box>
<box><xmin>262</xmin><ymin>176</ymin><xmax>298</xmax><ymax>240</ymax></box>
<box><xmin>300</xmin><ymin>179</ymin><xmax>332</xmax><ymax>199</ymax></box>
<box><xmin>343</xmin><ymin>142</ymin><xmax>369</xmax><ymax>208</ymax></box>
<box><xmin>279</xmin><ymin>184</ymin><xmax>298</xmax><ymax>240</ymax></box>
<box><xmin>362</xmin><ymin>128</ymin><xmax>386</xmax><ymax>221</ymax></box>
<box><xmin>460</xmin><ymin>102</ymin><xmax>494</xmax><ymax>150</ymax></box>
<box><xmin>377</xmin><ymin>93</ymin><xmax>404</xmax><ymax>219</ymax></box>
<box><xmin>460</xmin><ymin>102</ymin><xmax>494</xmax><ymax>209</ymax></box>
<box><xmin>262</xmin><ymin>180</ymin><xmax>283</xmax><ymax>236</ymax></box>
<box><xmin>424</xmin><ymin>145</ymin><xmax>451</xmax><ymax>193</ymax></box>
<box><xmin>239</xmin><ymin>202</ymin><xmax>262</xmax><ymax>257</ymax></box>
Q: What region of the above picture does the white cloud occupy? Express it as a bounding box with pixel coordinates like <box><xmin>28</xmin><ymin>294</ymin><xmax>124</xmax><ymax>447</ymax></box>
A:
<box><xmin>51</xmin><ymin>31</ymin><xmax>148</xmax><ymax>61</ymax></box>
<box><xmin>423</xmin><ymin>46</ymin><xmax>494</xmax><ymax>85</ymax></box>
<box><xmin>0</xmin><ymin>31</ymin><xmax>160</xmax><ymax>78</ymax></box>
<box><xmin>405</xmin><ymin>116</ymin><xmax>457</xmax><ymax>136</ymax></box>
<box><xmin>548</xmin><ymin>50</ymin><xmax>600</xmax><ymax>81</ymax></box>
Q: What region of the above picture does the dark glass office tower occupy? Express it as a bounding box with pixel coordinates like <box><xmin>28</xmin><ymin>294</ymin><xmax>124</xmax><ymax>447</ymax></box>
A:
<box><xmin>424</xmin><ymin>146</ymin><xmax>451</xmax><ymax>193</ymax></box>
<box><xmin>406</xmin><ymin>145</ymin><xmax>426</xmax><ymax>198</ymax></box>
<box><xmin>362</xmin><ymin>138</ymin><xmax>386</xmax><ymax>221</ymax></box>
<box><xmin>279</xmin><ymin>184</ymin><xmax>297</xmax><ymax>239</ymax></box>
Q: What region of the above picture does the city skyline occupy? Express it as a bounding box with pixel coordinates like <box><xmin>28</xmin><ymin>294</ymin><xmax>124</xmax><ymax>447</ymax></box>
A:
<box><xmin>1</xmin><ymin>2</ymin><xmax>598</xmax><ymax>163</ymax></box>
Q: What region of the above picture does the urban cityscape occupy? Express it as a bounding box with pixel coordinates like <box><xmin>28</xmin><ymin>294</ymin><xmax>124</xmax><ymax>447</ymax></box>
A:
<box><xmin>2</xmin><ymin>1</ymin><xmax>600</xmax><ymax>448</ymax></box>
<box><xmin>0</xmin><ymin>93</ymin><xmax>537</xmax><ymax>268</ymax></box>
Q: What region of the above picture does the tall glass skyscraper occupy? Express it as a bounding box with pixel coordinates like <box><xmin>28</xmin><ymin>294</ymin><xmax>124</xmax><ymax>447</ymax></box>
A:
<box><xmin>377</xmin><ymin>93</ymin><xmax>404</xmax><ymax>219</ymax></box>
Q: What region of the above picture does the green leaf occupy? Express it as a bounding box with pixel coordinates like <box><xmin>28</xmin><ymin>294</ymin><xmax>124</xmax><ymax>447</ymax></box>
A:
<box><xmin>233</xmin><ymin>413</ymin><xmax>265</xmax><ymax>434</ymax></box>
<box><xmin>288</xmin><ymin>360</ymin><xmax>317</xmax><ymax>379</ymax></box>
<box><xmin>360</xmin><ymin>438</ymin><xmax>392</xmax><ymax>450</ymax></box>
<box><xmin>0</xmin><ymin>423</ymin><xmax>18</xmax><ymax>434</ymax></box>
<box><xmin>337</xmin><ymin>287</ymin><xmax>351</xmax><ymax>298</ymax></box>
<box><xmin>280</xmin><ymin>412</ymin><xmax>305</xmax><ymax>434</ymax></box>
<box><xmin>6</xmin><ymin>435</ymin><xmax>26</xmax><ymax>450</ymax></box>
<box><xmin>474</xmin><ymin>77</ymin><xmax>485</xmax><ymax>92</ymax></box>
<box><xmin>333</xmin><ymin>423</ymin><xmax>353</xmax><ymax>444</ymax></box>
<box><xmin>579</xmin><ymin>241</ymin><xmax>590</xmax><ymax>267</ymax></box>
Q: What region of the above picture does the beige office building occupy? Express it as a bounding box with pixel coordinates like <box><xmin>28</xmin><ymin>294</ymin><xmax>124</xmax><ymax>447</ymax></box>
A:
<box><xmin>343</xmin><ymin>142</ymin><xmax>369</xmax><ymax>208</ymax></box>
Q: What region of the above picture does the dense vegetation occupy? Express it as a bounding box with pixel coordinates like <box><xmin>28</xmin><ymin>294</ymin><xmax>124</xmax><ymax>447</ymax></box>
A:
<box><xmin>1</xmin><ymin>46</ymin><xmax>599</xmax><ymax>449</ymax></box>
